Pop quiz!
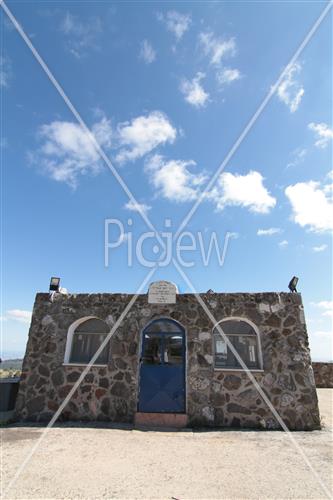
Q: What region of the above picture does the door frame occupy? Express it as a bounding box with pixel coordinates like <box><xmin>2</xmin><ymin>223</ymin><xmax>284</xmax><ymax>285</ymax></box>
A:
<box><xmin>137</xmin><ymin>317</ymin><xmax>187</xmax><ymax>413</ymax></box>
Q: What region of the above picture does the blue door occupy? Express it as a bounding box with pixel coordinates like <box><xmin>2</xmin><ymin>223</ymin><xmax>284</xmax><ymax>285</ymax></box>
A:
<box><xmin>138</xmin><ymin>319</ymin><xmax>186</xmax><ymax>413</ymax></box>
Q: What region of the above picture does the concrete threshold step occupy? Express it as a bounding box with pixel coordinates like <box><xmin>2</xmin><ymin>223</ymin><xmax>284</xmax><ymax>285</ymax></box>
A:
<box><xmin>134</xmin><ymin>412</ymin><xmax>188</xmax><ymax>428</ymax></box>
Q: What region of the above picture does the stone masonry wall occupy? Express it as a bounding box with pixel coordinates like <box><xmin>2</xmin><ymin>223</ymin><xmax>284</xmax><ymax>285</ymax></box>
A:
<box><xmin>312</xmin><ymin>362</ymin><xmax>333</xmax><ymax>388</ymax></box>
<box><xmin>15</xmin><ymin>291</ymin><xmax>320</xmax><ymax>430</ymax></box>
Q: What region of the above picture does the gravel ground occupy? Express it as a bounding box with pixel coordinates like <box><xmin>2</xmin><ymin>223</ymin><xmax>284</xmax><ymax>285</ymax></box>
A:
<box><xmin>1</xmin><ymin>389</ymin><xmax>332</xmax><ymax>500</ymax></box>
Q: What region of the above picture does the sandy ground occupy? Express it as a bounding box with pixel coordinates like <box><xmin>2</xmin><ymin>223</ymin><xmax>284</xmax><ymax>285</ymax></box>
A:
<box><xmin>1</xmin><ymin>389</ymin><xmax>332</xmax><ymax>500</ymax></box>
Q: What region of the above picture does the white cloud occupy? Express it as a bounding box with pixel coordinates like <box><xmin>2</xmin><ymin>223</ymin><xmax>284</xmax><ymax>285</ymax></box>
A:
<box><xmin>0</xmin><ymin>56</ymin><xmax>11</xmax><ymax>87</ymax></box>
<box><xmin>116</xmin><ymin>111</ymin><xmax>177</xmax><ymax>163</ymax></box>
<box><xmin>139</xmin><ymin>40</ymin><xmax>156</xmax><ymax>64</ymax></box>
<box><xmin>312</xmin><ymin>330</ymin><xmax>333</xmax><ymax>337</ymax></box>
<box><xmin>33</xmin><ymin>117</ymin><xmax>112</xmax><ymax>187</ymax></box>
<box><xmin>124</xmin><ymin>200</ymin><xmax>152</xmax><ymax>214</ymax></box>
<box><xmin>199</xmin><ymin>31</ymin><xmax>236</xmax><ymax>66</ymax></box>
<box><xmin>287</xmin><ymin>148</ymin><xmax>307</xmax><ymax>168</ymax></box>
<box><xmin>210</xmin><ymin>171</ymin><xmax>276</xmax><ymax>214</ymax></box>
<box><xmin>278</xmin><ymin>240</ymin><xmax>288</xmax><ymax>248</ymax></box>
<box><xmin>145</xmin><ymin>154</ymin><xmax>206</xmax><ymax>202</ymax></box>
<box><xmin>6</xmin><ymin>310</ymin><xmax>32</xmax><ymax>324</ymax></box>
<box><xmin>180</xmin><ymin>72</ymin><xmax>209</xmax><ymax>108</ymax></box>
<box><xmin>313</xmin><ymin>244</ymin><xmax>328</xmax><ymax>252</ymax></box>
<box><xmin>91</xmin><ymin>117</ymin><xmax>113</xmax><ymax>149</ymax></box>
<box><xmin>216</xmin><ymin>67</ymin><xmax>241</xmax><ymax>86</ymax></box>
<box><xmin>308</xmin><ymin>122</ymin><xmax>333</xmax><ymax>149</ymax></box>
<box><xmin>285</xmin><ymin>180</ymin><xmax>333</xmax><ymax>232</ymax></box>
<box><xmin>33</xmin><ymin>111</ymin><xmax>176</xmax><ymax>185</ymax></box>
<box><xmin>309</xmin><ymin>326</ymin><xmax>333</xmax><ymax>361</ymax></box>
<box><xmin>228</xmin><ymin>232</ymin><xmax>239</xmax><ymax>239</ymax></box>
<box><xmin>60</xmin><ymin>11</ymin><xmax>102</xmax><ymax>58</ymax></box>
<box><xmin>311</xmin><ymin>301</ymin><xmax>333</xmax><ymax>318</ymax></box>
<box><xmin>257</xmin><ymin>228</ymin><xmax>282</xmax><ymax>236</ymax></box>
<box><xmin>144</xmin><ymin>162</ymin><xmax>276</xmax><ymax>216</ymax></box>
<box><xmin>158</xmin><ymin>11</ymin><xmax>191</xmax><ymax>40</ymax></box>
<box><xmin>276</xmin><ymin>62</ymin><xmax>304</xmax><ymax>113</ymax></box>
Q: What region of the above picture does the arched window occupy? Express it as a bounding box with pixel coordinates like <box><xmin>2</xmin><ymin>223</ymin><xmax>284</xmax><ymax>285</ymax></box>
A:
<box><xmin>64</xmin><ymin>317</ymin><xmax>110</xmax><ymax>365</ymax></box>
<box><xmin>213</xmin><ymin>318</ymin><xmax>262</xmax><ymax>370</ymax></box>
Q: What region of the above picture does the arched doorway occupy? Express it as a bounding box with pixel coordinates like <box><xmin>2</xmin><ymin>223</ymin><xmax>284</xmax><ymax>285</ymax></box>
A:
<box><xmin>138</xmin><ymin>318</ymin><xmax>186</xmax><ymax>413</ymax></box>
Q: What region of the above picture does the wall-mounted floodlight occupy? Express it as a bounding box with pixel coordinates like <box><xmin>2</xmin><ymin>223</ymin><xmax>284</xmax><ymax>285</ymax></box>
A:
<box><xmin>288</xmin><ymin>276</ymin><xmax>299</xmax><ymax>293</ymax></box>
<box><xmin>49</xmin><ymin>277</ymin><xmax>60</xmax><ymax>292</ymax></box>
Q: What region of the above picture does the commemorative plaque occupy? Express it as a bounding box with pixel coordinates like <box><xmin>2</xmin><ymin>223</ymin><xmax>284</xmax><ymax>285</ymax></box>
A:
<box><xmin>148</xmin><ymin>281</ymin><xmax>177</xmax><ymax>304</ymax></box>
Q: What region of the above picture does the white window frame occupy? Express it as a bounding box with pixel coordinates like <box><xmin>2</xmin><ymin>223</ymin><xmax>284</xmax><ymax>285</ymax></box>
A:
<box><xmin>63</xmin><ymin>316</ymin><xmax>109</xmax><ymax>366</ymax></box>
<box><xmin>212</xmin><ymin>316</ymin><xmax>264</xmax><ymax>372</ymax></box>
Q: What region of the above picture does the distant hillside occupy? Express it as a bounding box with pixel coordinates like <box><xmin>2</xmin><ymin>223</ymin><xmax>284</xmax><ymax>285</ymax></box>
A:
<box><xmin>0</xmin><ymin>358</ymin><xmax>23</xmax><ymax>370</ymax></box>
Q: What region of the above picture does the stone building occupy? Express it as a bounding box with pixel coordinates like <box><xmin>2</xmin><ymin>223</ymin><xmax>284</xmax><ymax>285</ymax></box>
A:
<box><xmin>15</xmin><ymin>282</ymin><xmax>321</xmax><ymax>430</ymax></box>
<box><xmin>312</xmin><ymin>362</ymin><xmax>333</xmax><ymax>388</ymax></box>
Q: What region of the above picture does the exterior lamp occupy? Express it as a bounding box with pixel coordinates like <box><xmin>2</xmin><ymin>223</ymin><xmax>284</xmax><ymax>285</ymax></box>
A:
<box><xmin>49</xmin><ymin>277</ymin><xmax>60</xmax><ymax>292</ymax></box>
<box><xmin>288</xmin><ymin>276</ymin><xmax>299</xmax><ymax>293</ymax></box>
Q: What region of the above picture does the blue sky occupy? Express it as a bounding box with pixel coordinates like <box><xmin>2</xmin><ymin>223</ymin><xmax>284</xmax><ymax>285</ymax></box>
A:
<box><xmin>1</xmin><ymin>1</ymin><xmax>332</xmax><ymax>361</ymax></box>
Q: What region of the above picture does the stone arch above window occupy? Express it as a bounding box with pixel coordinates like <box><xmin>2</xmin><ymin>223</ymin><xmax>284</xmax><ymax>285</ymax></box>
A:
<box><xmin>144</xmin><ymin>317</ymin><xmax>185</xmax><ymax>334</ymax></box>
<box><xmin>212</xmin><ymin>317</ymin><xmax>263</xmax><ymax>370</ymax></box>
<box><xmin>64</xmin><ymin>316</ymin><xmax>110</xmax><ymax>365</ymax></box>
